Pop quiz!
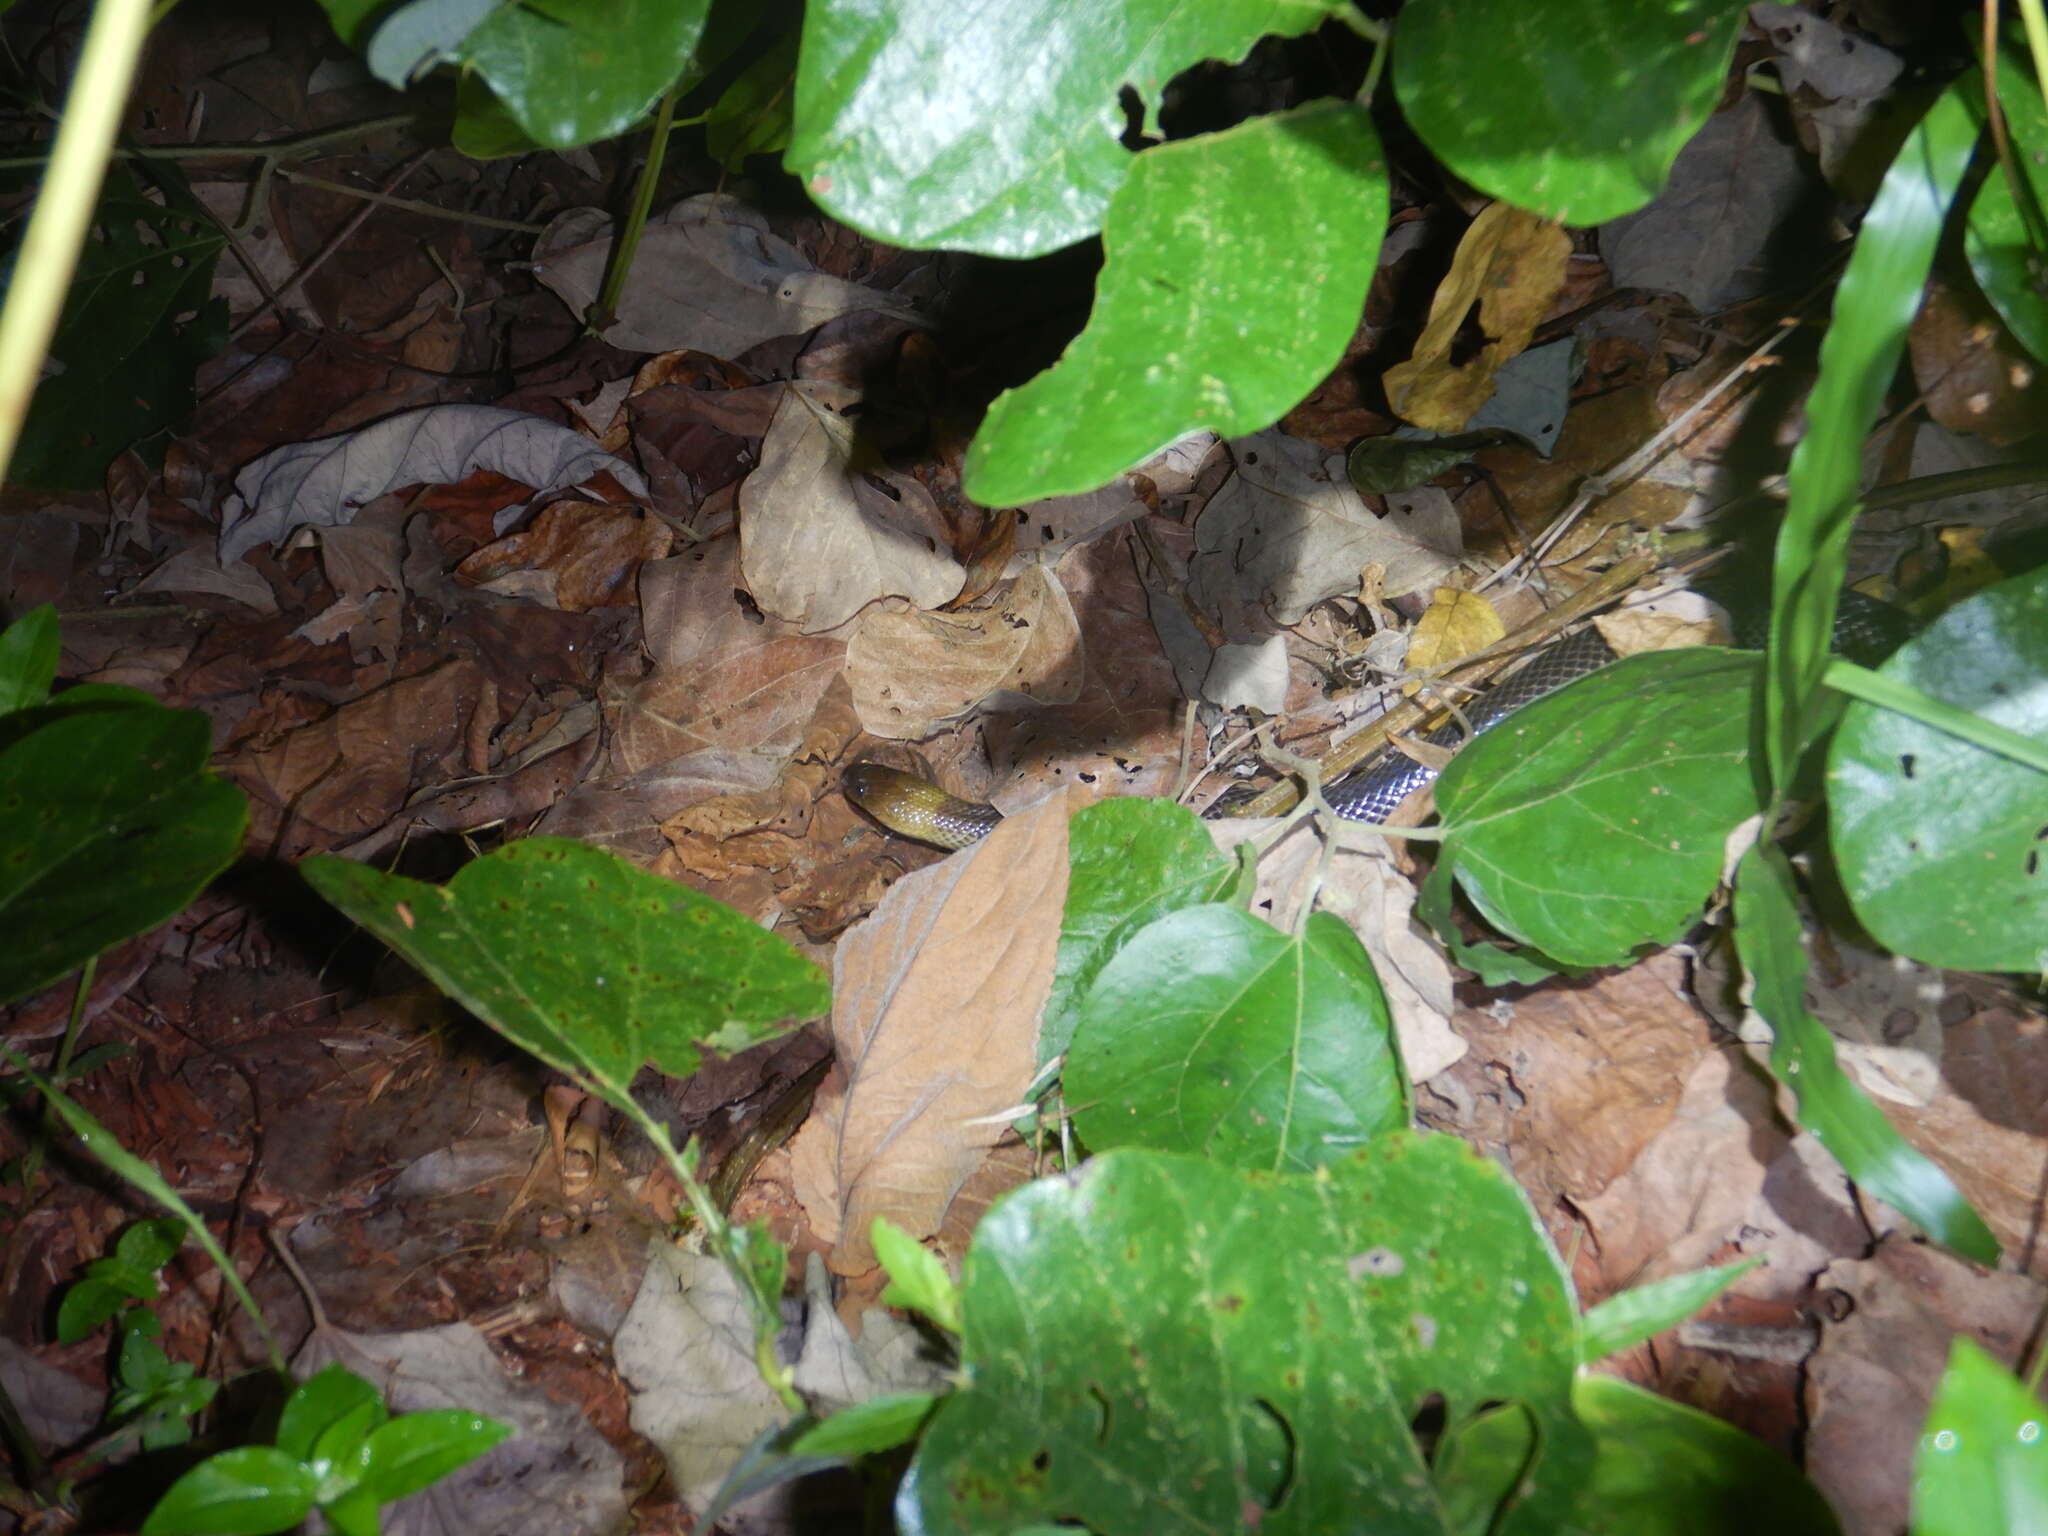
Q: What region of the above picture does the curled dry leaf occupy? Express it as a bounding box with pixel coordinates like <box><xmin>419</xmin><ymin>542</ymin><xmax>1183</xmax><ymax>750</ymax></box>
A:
<box><xmin>738</xmin><ymin>380</ymin><xmax>964</xmax><ymax>632</ymax></box>
<box><xmin>789</xmin><ymin>788</ymin><xmax>1084</xmax><ymax>1275</ymax></box>
<box><xmin>845</xmin><ymin>563</ymin><xmax>1084</xmax><ymax>739</ymax></box>
<box><xmin>455</xmin><ymin>500</ymin><xmax>672</xmax><ymax>611</ymax></box>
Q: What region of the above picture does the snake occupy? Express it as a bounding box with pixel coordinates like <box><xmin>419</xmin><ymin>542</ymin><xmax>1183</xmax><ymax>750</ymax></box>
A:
<box><xmin>842</xmin><ymin>586</ymin><xmax>1913</xmax><ymax>850</ymax></box>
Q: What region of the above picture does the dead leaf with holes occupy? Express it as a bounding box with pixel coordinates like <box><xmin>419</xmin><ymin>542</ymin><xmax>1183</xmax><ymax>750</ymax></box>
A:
<box><xmin>844</xmin><ymin>564</ymin><xmax>1084</xmax><ymax>739</ymax></box>
<box><xmin>1383</xmin><ymin>202</ymin><xmax>1572</xmax><ymax>432</ymax></box>
<box><xmin>788</xmin><ymin>788</ymin><xmax>1082</xmax><ymax>1275</ymax></box>
<box><xmin>737</xmin><ymin>380</ymin><xmax>963</xmax><ymax>632</ymax></box>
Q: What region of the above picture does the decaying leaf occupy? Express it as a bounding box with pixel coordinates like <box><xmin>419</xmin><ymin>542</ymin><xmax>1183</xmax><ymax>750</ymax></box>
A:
<box><xmin>455</xmin><ymin>500</ymin><xmax>672</xmax><ymax>611</ymax></box>
<box><xmin>1383</xmin><ymin>202</ymin><xmax>1571</xmax><ymax>432</ymax></box>
<box><xmin>788</xmin><ymin>789</ymin><xmax>1082</xmax><ymax>1275</ymax></box>
<box><xmin>738</xmin><ymin>380</ymin><xmax>964</xmax><ymax>632</ymax></box>
<box><xmin>844</xmin><ymin>563</ymin><xmax>1084</xmax><ymax>738</ymax></box>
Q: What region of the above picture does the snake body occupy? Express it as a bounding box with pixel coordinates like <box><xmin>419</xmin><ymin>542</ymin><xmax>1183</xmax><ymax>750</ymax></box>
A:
<box><xmin>843</xmin><ymin>588</ymin><xmax>1911</xmax><ymax>849</ymax></box>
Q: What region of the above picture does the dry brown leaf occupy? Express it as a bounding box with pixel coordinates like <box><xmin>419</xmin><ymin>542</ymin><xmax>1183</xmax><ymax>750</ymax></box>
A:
<box><xmin>1805</xmin><ymin>1237</ymin><xmax>2048</xmax><ymax>1535</ymax></box>
<box><xmin>1382</xmin><ymin>202</ymin><xmax>1572</xmax><ymax>432</ymax></box>
<box><xmin>456</xmin><ymin>500</ymin><xmax>672</xmax><ymax>611</ymax></box>
<box><xmin>737</xmin><ymin>380</ymin><xmax>963</xmax><ymax>631</ymax></box>
<box><xmin>788</xmin><ymin>788</ymin><xmax>1083</xmax><ymax>1275</ymax></box>
<box><xmin>845</xmin><ymin>564</ymin><xmax>1084</xmax><ymax>739</ymax></box>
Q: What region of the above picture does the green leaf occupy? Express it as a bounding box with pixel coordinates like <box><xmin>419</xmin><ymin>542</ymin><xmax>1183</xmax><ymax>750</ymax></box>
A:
<box><xmin>140</xmin><ymin>1446</ymin><xmax>318</xmax><ymax>1536</ymax></box>
<box><xmin>450</xmin><ymin>70</ymin><xmax>549</xmax><ymax>158</ymax></box>
<box><xmin>1967</xmin><ymin>43</ymin><xmax>2048</xmax><ymax>365</ymax></box>
<box><xmin>276</xmin><ymin>1364</ymin><xmax>386</xmax><ymax>1468</ymax></box>
<box><xmin>1914</xmin><ymin>1337</ymin><xmax>2048</xmax><ymax>1536</ymax></box>
<box><xmin>964</xmin><ymin>100</ymin><xmax>1386</xmax><ymax>505</ymax></box>
<box><xmin>1577</xmin><ymin>1259</ymin><xmax>1760</xmax><ymax>1365</ymax></box>
<box><xmin>903</xmin><ymin>1138</ymin><xmax>1593</xmax><ymax>1535</ymax></box>
<box><xmin>114</xmin><ymin>1217</ymin><xmax>186</xmax><ymax>1273</ymax></box>
<box><xmin>454</xmin><ymin>0</ymin><xmax>714</xmax><ymax>149</ymax></box>
<box><xmin>301</xmin><ymin>838</ymin><xmax>828</xmax><ymax>1102</ymax></box>
<box><xmin>0</xmin><ymin>703</ymin><xmax>248</xmax><ymax>1005</ymax></box>
<box><xmin>1734</xmin><ymin>844</ymin><xmax>1996</xmax><ymax>1264</ymax></box>
<box><xmin>1434</xmin><ymin>649</ymin><xmax>1766</xmax><ymax>969</ymax></box>
<box><xmin>1414</xmin><ymin>859</ymin><xmax>1576</xmax><ymax>986</ymax></box>
<box><xmin>1571</xmin><ymin>1375</ymin><xmax>1843</xmax><ymax>1535</ymax></box>
<box><xmin>1827</xmin><ymin>567</ymin><xmax>2048</xmax><ymax>972</ymax></box>
<box><xmin>705</xmin><ymin>27</ymin><xmax>798</xmax><ymax>170</ymax></box>
<box><xmin>12</xmin><ymin>165</ymin><xmax>228</xmax><ymax>492</ymax></box>
<box><xmin>357</xmin><ymin>1409</ymin><xmax>514</xmax><ymax>1502</ymax></box>
<box><xmin>788</xmin><ymin>1392</ymin><xmax>940</xmax><ymax>1458</ymax></box>
<box><xmin>0</xmin><ymin>605</ymin><xmax>59</xmax><ymax>714</ymax></box>
<box><xmin>787</xmin><ymin>0</ymin><xmax>1349</xmax><ymax>257</ymax></box>
<box><xmin>872</xmin><ymin>1216</ymin><xmax>962</xmax><ymax>1336</ymax></box>
<box><xmin>1764</xmin><ymin>81</ymin><xmax>1980</xmax><ymax>786</ymax></box>
<box><xmin>308</xmin><ymin>0</ymin><xmax>390</xmax><ymax>50</ymax></box>
<box><xmin>56</xmin><ymin>1277</ymin><xmax>133</xmax><ymax>1343</ymax></box>
<box><xmin>1392</xmin><ymin>0</ymin><xmax>1746</xmax><ymax>224</ymax></box>
<box><xmin>1039</xmin><ymin>798</ymin><xmax>1235</xmax><ymax>1068</ymax></box>
<box><xmin>1066</xmin><ymin>906</ymin><xmax>1408</xmax><ymax>1172</ymax></box>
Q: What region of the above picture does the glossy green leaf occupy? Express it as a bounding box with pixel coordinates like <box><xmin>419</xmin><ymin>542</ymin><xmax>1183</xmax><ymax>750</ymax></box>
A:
<box><xmin>308</xmin><ymin>0</ymin><xmax>388</xmax><ymax>50</ymax></box>
<box><xmin>1572</xmin><ymin>1375</ymin><xmax>1842</xmax><ymax>1535</ymax></box>
<box><xmin>140</xmin><ymin>1447</ymin><xmax>318</xmax><ymax>1536</ymax></box>
<box><xmin>1914</xmin><ymin>1337</ymin><xmax>2048</xmax><ymax>1536</ymax></box>
<box><xmin>56</xmin><ymin>1277</ymin><xmax>136</xmax><ymax>1344</ymax></box>
<box><xmin>873</xmin><ymin>1216</ymin><xmax>962</xmax><ymax>1336</ymax></box>
<box><xmin>302</xmin><ymin>838</ymin><xmax>827</xmax><ymax>1098</ymax></box>
<box><xmin>965</xmin><ymin>101</ymin><xmax>1386</xmax><ymax>505</ymax></box>
<box><xmin>1434</xmin><ymin>649</ymin><xmax>1765</xmax><ymax>969</ymax></box>
<box><xmin>114</xmin><ymin>1217</ymin><xmax>186</xmax><ymax>1272</ymax></box>
<box><xmin>455</xmin><ymin>0</ymin><xmax>714</xmax><ymax>149</ymax></box>
<box><xmin>1967</xmin><ymin>44</ymin><xmax>2048</xmax><ymax>365</ymax></box>
<box><xmin>1067</xmin><ymin>906</ymin><xmax>1407</xmax><ymax>1172</ymax></box>
<box><xmin>789</xmin><ymin>1392</ymin><xmax>940</xmax><ymax>1459</ymax></box>
<box><xmin>1039</xmin><ymin>798</ymin><xmax>1235</xmax><ymax>1068</ymax></box>
<box><xmin>903</xmin><ymin>1139</ymin><xmax>1593</xmax><ymax>1535</ymax></box>
<box><xmin>787</xmin><ymin>0</ymin><xmax>1348</xmax><ymax>257</ymax></box>
<box><xmin>1392</xmin><ymin>0</ymin><xmax>1745</xmax><ymax>224</ymax></box>
<box><xmin>1828</xmin><ymin>567</ymin><xmax>2048</xmax><ymax>972</ymax></box>
<box><xmin>0</xmin><ymin>605</ymin><xmax>58</xmax><ymax>714</ymax></box>
<box><xmin>276</xmin><ymin>1364</ymin><xmax>386</xmax><ymax>1468</ymax></box>
<box><xmin>1577</xmin><ymin>1259</ymin><xmax>1760</xmax><ymax>1365</ymax></box>
<box><xmin>450</xmin><ymin>71</ymin><xmax>548</xmax><ymax>159</ymax></box>
<box><xmin>0</xmin><ymin>704</ymin><xmax>248</xmax><ymax>1005</ymax></box>
<box><xmin>1765</xmin><ymin>82</ymin><xmax>1980</xmax><ymax>786</ymax></box>
<box><xmin>357</xmin><ymin>1409</ymin><xmax>514</xmax><ymax>1502</ymax></box>
<box><xmin>1734</xmin><ymin>844</ymin><xmax>1996</xmax><ymax>1263</ymax></box>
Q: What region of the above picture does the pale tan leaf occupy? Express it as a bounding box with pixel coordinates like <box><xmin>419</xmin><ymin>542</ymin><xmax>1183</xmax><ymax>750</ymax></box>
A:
<box><xmin>788</xmin><ymin>789</ymin><xmax>1082</xmax><ymax>1274</ymax></box>
<box><xmin>845</xmin><ymin>564</ymin><xmax>1084</xmax><ymax>739</ymax></box>
<box><xmin>738</xmin><ymin>381</ymin><xmax>963</xmax><ymax>632</ymax></box>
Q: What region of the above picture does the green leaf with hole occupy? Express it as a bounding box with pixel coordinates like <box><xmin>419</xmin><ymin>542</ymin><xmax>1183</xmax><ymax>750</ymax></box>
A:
<box><xmin>141</xmin><ymin>1447</ymin><xmax>319</xmax><ymax>1536</ymax></box>
<box><xmin>1734</xmin><ymin>843</ymin><xmax>1996</xmax><ymax>1264</ymax></box>
<box><xmin>1039</xmin><ymin>798</ymin><xmax>1236</xmax><ymax>1069</ymax></box>
<box><xmin>1914</xmin><ymin>1336</ymin><xmax>2048</xmax><ymax>1535</ymax></box>
<box><xmin>1828</xmin><ymin>567</ymin><xmax>2048</xmax><ymax>973</ymax></box>
<box><xmin>301</xmin><ymin>838</ymin><xmax>827</xmax><ymax>1096</ymax></box>
<box><xmin>1394</xmin><ymin>0</ymin><xmax>1744</xmax><ymax>225</ymax></box>
<box><xmin>788</xmin><ymin>0</ymin><xmax>1349</xmax><ymax>257</ymax></box>
<box><xmin>0</xmin><ymin>702</ymin><xmax>247</xmax><ymax>1005</ymax></box>
<box><xmin>903</xmin><ymin>1138</ymin><xmax>1592</xmax><ymax>1534</ymax></box>
<box><xmin>454</xmin><ymin>0</ymin><xmax>714</xmax><ymax>149</ymax></box>
<box><xmin>1434</xmin><ymin>649</ymin><xmax>1765</xmax><ymax>969</ymax></box>
<box><xmin>965</xmin><ymin>101</ymin><xmax>1385</xmax><ymax>504</ymax></box>
<box><xmin>1066</xmin><ymin>905</ymin><xmax>1407</xmax><ymax>1172</ymax></box>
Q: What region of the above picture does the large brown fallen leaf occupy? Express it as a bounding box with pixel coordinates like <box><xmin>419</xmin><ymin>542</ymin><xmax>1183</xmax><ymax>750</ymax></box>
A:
<box><xmin>845</xmin><ymin>563</ymin><xmax>1084</xmax><ymax>738</ymax></box>
<box><xmin>738</xmin><ymin>380</ymin><xmax>964</xmax><ymax>631</ymax></box>
<box><xmin>788</xmin><ymin>788</ymin><xmax>1083</xmax><ymax>1275</ymax></box>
